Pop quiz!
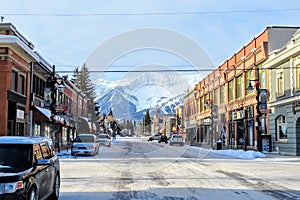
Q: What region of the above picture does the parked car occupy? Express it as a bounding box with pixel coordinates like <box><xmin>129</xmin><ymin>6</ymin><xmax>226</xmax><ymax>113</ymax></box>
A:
<box><xmin>158</xmin><ymin>135</ymin><xmax>168</xmax><ymax>143</ymax></box>
<box><xmin>71</xmin><ymin>134</ymin><xmax>100</xmax><ymax>156</ymax></box>
<box><xmin>169</xmin><ymin>134</ymin><xmax>184</xmax><ymax>146</ymax></box>
<box><xmin>148</xmin><ymin>133</ymin><xmax>161</xmax><ymax>141</ymax></box>
<box><xmin>97</xmin><ymin>134</ymin><xmax>111</xmax><ymax>147</ymax></box>
<box><xmin>0</xmin><ymin>136</ymin><xmax>60</xmax><ymax>200</ymax></box>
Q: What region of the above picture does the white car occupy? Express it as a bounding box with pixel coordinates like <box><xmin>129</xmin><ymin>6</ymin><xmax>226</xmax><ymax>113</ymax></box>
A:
<box><xmin>97</xmin><ymin>134</ymin><xmax>111</xmax><ymax>147</ymax></box>
<box><xmin>169</xmin><ymin>134</ymin><xmax>184</xmax><ymax>146</ymax></box>
<box><xmin>71</xmin><ymin>134</ymin><xmax>100</xmax><ymax>156</ymax></box>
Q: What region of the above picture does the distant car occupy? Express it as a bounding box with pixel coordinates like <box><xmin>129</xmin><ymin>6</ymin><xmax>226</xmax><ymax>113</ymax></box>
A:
<box><xmin>71</xmin><ymin>134</ymin><xmax>100</xmax><ymax>156</ymax></box>
<box><xmin>97</xmin><ymin>134</ymin><xmax>111</xmax><ymax>147</ymax></box>
<box><xmin>0</xmin><ymin>136</ymin><xmax>60</xmax><ymax>200</ymax></box>
<box><xmin>158</xmin><ymin>135</ymin><xmax>168</xmax><ymax>143</ymax></box>
<box><xmin>169</xmin><ymin>134</ymin><xmax>184</xmax><ymax>146</ymax></box>
<box><xmin>148</xmin><ymin>133</ymin><xmax>161</xmax><ymax>141</ymax></box>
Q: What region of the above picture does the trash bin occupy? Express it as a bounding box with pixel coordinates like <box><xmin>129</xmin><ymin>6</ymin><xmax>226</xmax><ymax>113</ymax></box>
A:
<box><xmin>217</xmin><ymin>140</ymin><xmax>222</xmax><ymax>150</ymax></box>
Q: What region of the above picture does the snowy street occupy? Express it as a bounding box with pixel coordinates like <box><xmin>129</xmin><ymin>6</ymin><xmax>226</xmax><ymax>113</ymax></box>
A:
<box><xmin>58</xmin><ymin>138</ymin><xmax>300</xmax><ymax>200</ymax></box>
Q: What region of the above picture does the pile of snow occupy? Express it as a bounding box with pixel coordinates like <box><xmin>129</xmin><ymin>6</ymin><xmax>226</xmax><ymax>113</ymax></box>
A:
<box><xmin>211</xmin><ymin>149</ymin><xmax>266</xmax><ymax>159</ymax></box>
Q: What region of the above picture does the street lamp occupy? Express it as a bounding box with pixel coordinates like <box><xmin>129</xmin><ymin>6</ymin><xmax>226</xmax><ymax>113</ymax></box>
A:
<box><xmin>246</xmin><ymin>78</ymin><xmax>262</xmax><ymax>152</ymax></box>
<box><xmin>204</xmin><ymin>100</ymin><xmax>214</xmax><ymax>149</ymax></box>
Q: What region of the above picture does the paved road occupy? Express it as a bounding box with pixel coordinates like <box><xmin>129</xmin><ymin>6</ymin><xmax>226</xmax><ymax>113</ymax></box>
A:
<box><xmin>58</xmin><ymin>138</ymin><xmax>300</xmax><ymax>200</ymax></box>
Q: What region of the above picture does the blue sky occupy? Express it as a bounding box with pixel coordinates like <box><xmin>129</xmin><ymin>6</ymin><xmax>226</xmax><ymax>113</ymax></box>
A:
<box><xmin>1</xmin><ymin>0</ymin><xmax>300</xmax><ymax>75</ymax></box>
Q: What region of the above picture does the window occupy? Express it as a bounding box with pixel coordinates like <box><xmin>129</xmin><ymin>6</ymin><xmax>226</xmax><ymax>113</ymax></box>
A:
<box><xmin>245</xmin><ymin>69</ymin><xmax>254</xmax><ymax>96</ymax></box>
<box><xmin>204</xmin><ymin>93</ymin><xmax>209</xmax><ymax>110</ymax></box>
<box><xmin>220</xmin><ymin>84</ymin><xmax>225</xmax><ymax>105</ymax></box>
<box><xmin>19</xmin><ymin>75</ymin><xmax>25</xmax><ymax>95</ymax></box>
<box><xmin>213</xmin><ymin>88</ymin><xmax>219</xmax><ymax>106</ymax></box>
<box><xmin>236</xmin><ymin>75</ymin><xmax>243</xmax><ymax>99</ymax></box>
<box><xmin>12</xmin><ymin>70</ymin><xmax>17</xmax><ymax>91</ymax></box>
<box><xmin>276</xmin><ymin>115</ymin><xmax>287</xmax><ymax>140</ymax></box>
<box><xmin>33</xmin><ymin>75</ymin><xmax>46</xmax><ymax>98</ymax></box>
<box><xmin>228</xmin><ymin>80</ymin><xmax>234</xmax><ymax>102</ymax></box>
<box><xmin>200</xmin><ymin>96</ymin><xmax>204</xmax><ymax>112</ymax></box>
<box><xmin>277</xmin><ymin>71</ymin><xmax>284</xmax><ymax>96</ymax></box>
<box><xmin>296</xmin><ymin>64</ymin><xmax>300</xmax><ymax>90</ymax></box>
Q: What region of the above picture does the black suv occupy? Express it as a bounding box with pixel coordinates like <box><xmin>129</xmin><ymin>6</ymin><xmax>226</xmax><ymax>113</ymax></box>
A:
<box><xmin>0</xmin><ymin>136</ymin><xmax>60</xmax><ymax>200</ymax></box>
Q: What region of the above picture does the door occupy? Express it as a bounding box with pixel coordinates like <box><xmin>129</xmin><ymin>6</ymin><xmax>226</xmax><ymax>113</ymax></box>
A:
<box><xmin>33</xmin><ymin>144</ymin><xmax>49</xmax><ymax>198</ymax></box>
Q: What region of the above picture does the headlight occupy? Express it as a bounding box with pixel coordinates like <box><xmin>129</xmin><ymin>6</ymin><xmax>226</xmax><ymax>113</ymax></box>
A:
<box><xmin>2</xmin><ymin>181</ymin><xmax>23</xmax><ymax>193</ymax></box>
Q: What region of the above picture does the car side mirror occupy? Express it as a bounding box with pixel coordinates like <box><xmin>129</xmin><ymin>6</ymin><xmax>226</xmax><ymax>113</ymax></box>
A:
<box><xmin>37</xmin><ymin>159</ymin><xmax>53</xmax><ymax>166</ymax></box>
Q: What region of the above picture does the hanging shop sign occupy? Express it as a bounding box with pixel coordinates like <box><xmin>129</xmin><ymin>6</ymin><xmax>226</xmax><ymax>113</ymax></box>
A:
<box><xmin>232</xmin><ymin>110</ymin><xmax>245</xmax><ymax>121</ymax></box>
<box><xmin>44</xmin><ymin>87</ymin><xmax>52</xmax><ymax>108</ymax></box>
<box><xmin>203</xmin><ymin>118</ymin><xmax>211</xmax><ymax>125</ymax></box>
<box><xmin>259</xmin><ymin>89</ymin><xmax>268</xmax><ymax>110</ymax></box>
<box><xmin>16</xmin><ymin>109</ymin><xmax>24</xmax><ymax>119</ymax></box>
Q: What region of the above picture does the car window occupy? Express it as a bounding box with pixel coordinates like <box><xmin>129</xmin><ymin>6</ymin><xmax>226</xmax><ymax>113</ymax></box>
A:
<box><xmin>98</xmin><ymin>135</ymin><xmax>108</xmax><ymax>139</ymax></box>
<box><xmin>34</xmin><ymin>144</ymin><xmax>43</xmax><ymax>160</ymax></box>
<box><xmin>173</xmin><ymin>135</ymin><xmax>182</xmax><ymax>139</ymax></box>
<box><xmin>0</xmin><ymin>144</ymin><xmax>32</xmax><ymax>169</ymax></box>
<box><xmin>75</xmin><ymin>135</ymin><xmax>95</xmax><ymax>143</ymax></box>
<box><xmin>40</xmin><ymin>142</ymin><xmax>51</xmax><ymax>159</ymax></box>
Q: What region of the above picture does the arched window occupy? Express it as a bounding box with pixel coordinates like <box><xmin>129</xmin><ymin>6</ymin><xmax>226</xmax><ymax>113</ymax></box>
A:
<box><xmin>276</xmin><ymin>115</ymin><xmax>287</xmax><ymax>140</ymax></box>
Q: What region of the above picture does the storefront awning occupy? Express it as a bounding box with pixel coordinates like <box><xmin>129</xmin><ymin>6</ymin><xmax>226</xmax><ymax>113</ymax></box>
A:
<box><xmin>63</xmin><ymin>115</ymin><xmax>75</xmax><ymax>128</ymax></box>
<box><xmin>33</xmin><ymin>106</ymin><xmax>64</xmax><ymax>124</ymax></box>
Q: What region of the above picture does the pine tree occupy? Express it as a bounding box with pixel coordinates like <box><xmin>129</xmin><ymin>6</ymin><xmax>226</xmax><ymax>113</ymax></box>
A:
<box><xmin>144</xmin><ymin>110</ymin><xmax>152</xmax><ymax>134</ymax></box>
<box><xmin>73</xmin><ymin>63</ymin><xmax>98</xmax><ymax>132</ymax></box>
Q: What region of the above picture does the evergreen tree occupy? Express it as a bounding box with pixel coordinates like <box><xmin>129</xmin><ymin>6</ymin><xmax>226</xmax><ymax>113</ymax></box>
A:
<box><xmin>144</xmin><ymin>110</ymin><xmax>152</xmax><ymax>133</ymax></box>
<box><xmin>73</xmin><ymin>63</ymin><xmax>98</xmax><ymax>132</ymax></box>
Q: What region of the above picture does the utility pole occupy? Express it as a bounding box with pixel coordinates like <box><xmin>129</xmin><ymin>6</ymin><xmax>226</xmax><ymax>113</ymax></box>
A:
<box><xmin>50</xmin><ymin>65</ymin><xmax>59</xmax><ymax>152</ymax></box>
<box><xmin>29</xmin><ymin>62</ymin><xmax>34</xmax><ymax>136</ymax></box>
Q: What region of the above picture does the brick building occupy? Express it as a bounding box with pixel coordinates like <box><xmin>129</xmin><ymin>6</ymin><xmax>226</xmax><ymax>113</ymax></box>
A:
<box><xmin>0</xmin><ymin>22</ymin><xmax>90</xmax><ymax>151</ymax></box>
<box><xmin>192</xmin><ymin>26</ymin><xmax>299</xmax><ymax>151</ymax></box>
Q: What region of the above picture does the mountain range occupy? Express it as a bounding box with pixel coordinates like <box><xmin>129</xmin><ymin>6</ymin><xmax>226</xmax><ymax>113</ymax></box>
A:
<box><xmin>93</xmin><ymin>71</ymin><xmax>207</xmax><ymax>121</ymax></box>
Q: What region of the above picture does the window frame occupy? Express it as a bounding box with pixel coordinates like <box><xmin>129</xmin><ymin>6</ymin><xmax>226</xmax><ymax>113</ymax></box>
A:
<box><xmin>276</xmin><ymin>115</ymin><xmax>288</xmax><ymax>142</ymax></box>
<box><xmin>236</xmin><ymin>74</ymin><xmax>243</xmax><ymax>99</ymax></box>
<box><xmin>296</xmin><ymin>64</ymin><xmax>300</xmax><ymax>91</ymax></box>
<box><xmin>228</xmin><ymin>79</ymin><xmax>234</xmax><ymax>102</ymax></box>
<box><xmin>276</xmin><ymin>70</ymin><xmax>284</xmax><ymax>97</ymax></box>
<box><xmin>19</xmin><ymin>74</ymin><xmax>25</xmax><ymax>95</ymax></box>
<box><xmin>12</xmin><ymin>70</ymin><xmax>18</xmax><ymax>92</ymax></box>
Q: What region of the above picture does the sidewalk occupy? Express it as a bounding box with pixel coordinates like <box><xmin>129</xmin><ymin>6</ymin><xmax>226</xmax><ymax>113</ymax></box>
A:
<box><xmin>189</xmin><ymin>143</ymin><xmax>300</xmax><ymax>160</ymax></box>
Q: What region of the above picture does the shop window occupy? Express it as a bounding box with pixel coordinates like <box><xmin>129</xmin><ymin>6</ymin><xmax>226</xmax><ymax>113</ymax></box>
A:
<box><xmin>34</xmin><ymin>124</ymin><xmax>41</xmax><ymax>136</ymax></box>
<box><xmin>276</xmin><ymin>115</ymin><xmax>287</xmax><ymax>141</ymax></box>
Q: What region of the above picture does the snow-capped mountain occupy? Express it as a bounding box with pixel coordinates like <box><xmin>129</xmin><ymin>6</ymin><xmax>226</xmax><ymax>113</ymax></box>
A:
<box><xmin>94</xmin><ymin>71</ymin><xmax>206</xmax><ymax>121</ymax></box>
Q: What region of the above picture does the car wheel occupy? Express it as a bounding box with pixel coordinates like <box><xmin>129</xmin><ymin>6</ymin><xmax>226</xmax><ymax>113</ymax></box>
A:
<box><xmin>49</xmin><ymin>174</ymin><xmax>60</xmax><ymax>200</ymax></box>
<box><xmin>28</xmin><ymin>188</ymin><xmax>37</xmax><ymax>200</ymax></box>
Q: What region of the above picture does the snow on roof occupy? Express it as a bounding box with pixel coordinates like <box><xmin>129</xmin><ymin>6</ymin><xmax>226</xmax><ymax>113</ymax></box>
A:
<box><xmin>0</xmin><ymin>35</ymin><xmax>39</xmax><ymax>61</ymax></box>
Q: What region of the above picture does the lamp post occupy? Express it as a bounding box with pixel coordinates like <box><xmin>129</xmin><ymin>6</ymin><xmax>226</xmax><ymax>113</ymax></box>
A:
<box><xmin>246</xmin><ymin>76</ymin><xmax>262</xmax><ymax>152</ymax></box>
<box><xmin>205</xmin><ymin>100</ymin><xmax>214</xmax><ymax>149</ymax></box>
<box><xmin>45</xmin><ymin>65</ymin><xmax>67</xmax><ymax>153</ymax></box>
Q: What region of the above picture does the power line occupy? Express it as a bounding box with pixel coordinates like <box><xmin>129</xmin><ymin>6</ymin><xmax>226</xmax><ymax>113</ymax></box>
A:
<box><xmin>1</xmin><ymin>8</ymin><xmax>300</xmax><ymax>17</ymax></box>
